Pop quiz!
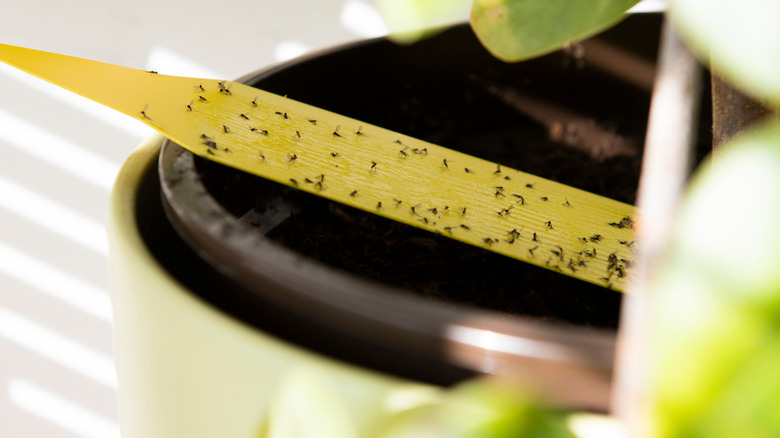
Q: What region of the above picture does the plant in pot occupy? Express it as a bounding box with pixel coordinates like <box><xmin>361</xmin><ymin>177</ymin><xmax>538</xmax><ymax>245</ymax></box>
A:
<box><xmin>3</xmin><ymin>0</ymin><xmax>779</xmax><ymax>436</ymax></box>
<box><xmin>103</xmin><ymin>3</ymin><xmax>720</xmax><ymax>436</ymax></box>
<box><xmin>114</xmin><ymin>9</ymin><xmax>663</xmax><ymax>438</ymax></box>
<box><xmin>146</xmin><ymin>5</ymin><xmax>667</xmax><ymax>438</ymax></box>
<box><xmin>153</xmin><ymin>13</ymin><xmax>655</xmax><ymax>430</ymax></box>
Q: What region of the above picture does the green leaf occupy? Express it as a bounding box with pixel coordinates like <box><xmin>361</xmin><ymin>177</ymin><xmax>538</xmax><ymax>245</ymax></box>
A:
<box><xmin>651</xmin><ymin>123</ymin><xmax>780</xmax><ymax>438</ymax></box>
<box><xmin>376</xmin><ymin>0</ymin><xmax>472</xmax><ymax>44</ymax></box>
<box><xmin>376</xmin><ymin>379</ymin><xmax>576</xmax><ymax>438</ymax></box>
<box><xmin>260</xmin><ymin>367</ymin><xmax>359</xmax><ymax>438</ymax></box>
<box><xmin>470</xmin><ymin>0</ymin><xmax>641</xmax><ymax>62</ymax></box>
<box><xmin>667</xmin><ymin>0</ymin><xmax>780</xmax><ymax>103</ymax></box>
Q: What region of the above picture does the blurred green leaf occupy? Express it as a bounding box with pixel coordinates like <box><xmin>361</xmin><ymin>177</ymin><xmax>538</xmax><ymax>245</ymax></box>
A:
<box><xmin>470</xmin><ymin>0</ymin><xmax>640</xmax><ymax>62</ymax></box>
<box><xmin>260</xmin><ymin>367</ymin><xmax>358</xmax><ymax>438</ymax></box>
<box><xmin>376</xmin><ymin>0</ymin><xmax>472</xmax><ymax>44</ymax></box>
<box><xmin>377</xmin><ymin>379</ymin><xmax>576</xmax><ymax>438</ymax></box>
<box><xmin>667</xmin><ymin>0</ymin><xmax>780</xmax><ymax>103</ymax></box>
<box><xmin>651</xmin><ymin>123</ymin><xmax>780</xmax><ymax>438</ymax></box>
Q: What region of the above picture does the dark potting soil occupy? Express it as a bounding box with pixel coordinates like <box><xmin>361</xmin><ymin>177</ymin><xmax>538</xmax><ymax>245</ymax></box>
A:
<box><xmin>267</xmin><ymin>142</ymin><xmax>640</xmax><ymax>329</ymax></box>
<box><xmin>195</xmin><ymin>17</ymin><xmax>711</xmax><ymax>330</ymax></box>
<box><xmin>197</xmin><ymin>76</ymin><xmax>642</xmax><ymax>330</ymax></box>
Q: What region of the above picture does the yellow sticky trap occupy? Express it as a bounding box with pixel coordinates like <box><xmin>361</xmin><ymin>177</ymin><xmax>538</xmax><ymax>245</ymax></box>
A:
<box><xmin>0</xmin><ymin>43</ymin><xmax>636</xmax><ymax>291</ymax></box>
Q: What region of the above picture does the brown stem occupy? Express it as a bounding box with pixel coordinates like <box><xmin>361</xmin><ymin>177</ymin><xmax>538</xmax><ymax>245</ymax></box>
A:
<box><xmin>611</xmin><ymin>19</ymin><xmax>701</xmax><ymax>437</ymax></box>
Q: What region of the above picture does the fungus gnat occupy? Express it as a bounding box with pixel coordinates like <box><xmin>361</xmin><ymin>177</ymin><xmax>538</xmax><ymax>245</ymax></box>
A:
<box><xmin>218</xmin><ymin>80</ymin><xmax>232</xmax><ymax>95</ymax></box>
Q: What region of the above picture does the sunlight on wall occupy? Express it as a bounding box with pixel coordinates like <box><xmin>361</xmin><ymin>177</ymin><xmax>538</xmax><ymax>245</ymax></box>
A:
<box><xmin>0</xmin><ymin>308</ymin><xmax>116</xmax><ymax>388</ymax></box>
<box><xmin>0</xmin><ymin>177</ymin><xmax>108</xmax><ymax>255</ymax></box>
<box><xmin>0</xmin><ymin>243</ymin><xmax>112</xmax><ymax>321</ymax></box>
<box><xmin>0</xmin><ymin>108</ymin><xmax>118</xmax><ymax>191</ymax></box>
<box><xmin>8</xmin><ymin>378</ymin><xmax>120</xmax><ymax>438</ymax></box>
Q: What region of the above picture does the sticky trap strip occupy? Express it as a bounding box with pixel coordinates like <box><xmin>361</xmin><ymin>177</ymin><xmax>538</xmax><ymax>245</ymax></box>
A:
<box><xmin>0</xmin><ymin>43</ymin><xmax>636</xmax><ymax>291</ymax></box>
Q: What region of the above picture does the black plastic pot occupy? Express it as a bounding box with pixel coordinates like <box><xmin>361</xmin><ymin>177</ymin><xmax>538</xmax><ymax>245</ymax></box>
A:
<box><xmin>144</xmin><ymin>13</ymin><xmax>709</xmax><ymax>411</ymax></box>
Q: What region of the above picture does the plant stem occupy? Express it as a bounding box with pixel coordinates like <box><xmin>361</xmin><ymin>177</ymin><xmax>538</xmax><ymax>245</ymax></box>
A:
<box><xmin>611</xmin><ymin>19</ymin><xmax>701</xmax><ymax>438</ymax></box>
